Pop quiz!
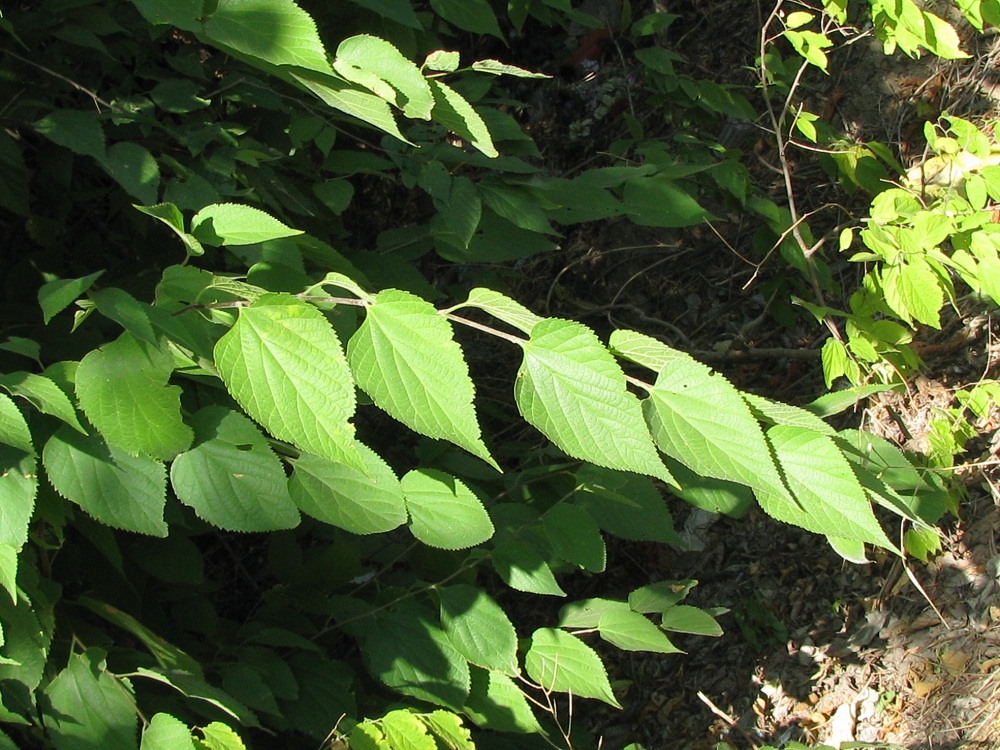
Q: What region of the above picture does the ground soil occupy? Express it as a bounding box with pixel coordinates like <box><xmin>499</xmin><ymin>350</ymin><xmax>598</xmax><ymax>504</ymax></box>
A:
<box><xmin>502</xmin><ymin>2</ymin><xmax>1000</xmax><ymax>748</ymax></box>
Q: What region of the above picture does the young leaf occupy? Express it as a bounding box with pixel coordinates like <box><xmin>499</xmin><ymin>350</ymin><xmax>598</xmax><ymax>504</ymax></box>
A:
<box><xmin>881</xmin><ymin>259</ymin><xmax>943</xmax><ymax>327</ymax></box>
<box><xmin>363</xmin><ymin>605</ymin><xmax>471</xmax><ymax>711</ymax></box>
<box><xmin>289</xmin><ymin>444</ymin><xmax>407</xmax><ymax>534</ymax></box>
<box><xmin>192</xmin><ymin>203</ymin><xmax>304</xmax><ymax>247</ymax></box>
<box><xmin>348</xmin><ymin>289</ymin><xmax>496</xmax><ymax>468</ymax></box>
<box><xmin>401</xmin><ymin>469</ymin><xmax>494</xmax><ymax>549</ymax></box>
<box><xmin>756</xmin><ymin>425</ymin><xmax>896</xmax><ymax>550</ymax></box>
<box><xmin>382</xmin><ymin>710</ymin><xmax>436</xmax><ymax>750</ymax></box>
<box><xmin>516</xmin><ymin>319</ymin><xmax>673</xmax><ymax>483</ymax></box>
<box><xmin>203</xmin><ymin>0</ymin><xmax>334</xmax><ymax>74</ymax></box>
<box><xmin>429</xmin><ymin>0</ymin><xmax>504</xmax><ymax>38</ymax></box>
<box><xmin>597</xmin><ymin>609</ymin><xmax>682</xmax><ymax>654</ymax></box>
<box><xmin>463</xmin><ymin>668</ymin><xmax>542</xmax><ymax>734</ymax></box>
<box><xmin>573</xmin><ymin>465</ymin><xmax>682</xmax><ymax>545</ymax></box>
<box><xmin>76</xmin><ymin>333</ymin><xmax>193</xmax><ymax>460</ymax></box>
<box><xmin>524</xmin><ymin>628</ymin><xmax>620</xmax><ymax>707</ymax></box>
<box><xmin>659</xmin><ymin>605</ymin><xmax>723</xmax><ymax>636</ymax></box>
<box><xmin>214</xmin><ymin>294</ymin><xmax>360</xmax><ymax>470</ymax></box>
<box><xmin>38</xmin><ymin>271</ymin><xmax>104</xmax><ymax>325</ymax></box>
<box><xmin>642</xmin><ymin>354</ymin><xmax>793</xmax><ymax>504</ymax></box>
<box><xmin>197</xmin><ymin>722</ymin><xmax>247</xmax><ymax>750</ymax></box>
<box><xmin>141</xmin><ymin>713</ymin><xmax>195</xmax><ymax>750</ymax></box>
<box><xmin>334</xmin><ymin>35</ymin><xmax>433</xmax><ymax>120</ymax></box>
<box><xmin>43</xmin><ymin>425</ymin><xmax>168</xmax><ymax>536</ymax></box>
<box><xmin>543</xmin><ymin>503</ymin><xmax>606</xmax><ymax>572</ymax></box>
<box><xmin>170</xmin><ymin>406</ymin><xmax>300</xmax><ymax>531</ymax></box>
<box><xmin>428</xmin><ymin>79</ymin><xmax>497</xmax><ymax>158</ymax></box>
<box><xmin>439</xmin><ymin>585</ymin><xmax>519</xmax><ymax>675</ymax></box>
<box><xmin>44</xmin><ymin>650</ymin><xmax>138</xmax><ymax>750</ymax></box>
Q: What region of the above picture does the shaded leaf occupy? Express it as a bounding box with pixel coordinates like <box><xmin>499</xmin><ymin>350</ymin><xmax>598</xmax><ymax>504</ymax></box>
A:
<box><xmin>524</xmin><ymin>628</ymin><xmax>620</xmax><ymax>707</ymax></box>
<box><xmin>439</xmin><ymin>585</ymin><xmax>518</xmax><ymax>675</ymax></box>
<box><xmin>402</xmin><ymin>469</ymin><xmax>493</xmax><ymax>550</ymax></box>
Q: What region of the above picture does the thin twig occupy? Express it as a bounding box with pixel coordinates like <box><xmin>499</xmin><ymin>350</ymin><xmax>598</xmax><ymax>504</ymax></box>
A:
<box><xmin>696</xmin><ymin>691</ymin><xmax>761</xmax><ymax>749</ymax></box>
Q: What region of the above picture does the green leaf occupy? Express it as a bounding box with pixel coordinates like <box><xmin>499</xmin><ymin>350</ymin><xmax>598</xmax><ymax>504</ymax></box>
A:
<box><xmin>492</xmin><ymin>538</ymin><xmax>566</xmax><ymax>596</ymax></box>
<box><xmin>191</xmin><ymin>203</ymin><xmax>304</xmax><ymax>247</ymax></box>
<box><xmin>628</xmin><ymin>580</ymin><xmax>696</xmax><ymax>613</ymax></box>
<box><xmin>659</xmin><ymin>605</ymin><xmax>723</xmax><ymax>636</ymax></box>
<box><xmin>334</xmin><ymin>35</ymin><xmax>433</xmax><ymax>120</ymax></box>
<box><xmin>348</xmin><ymin>289</ymin><xmax>495</xmax><ymax>467</ymax></box>
<box><xmin>881</xmin><ymin>259</ymin><xmax>943</xmax><ymax>327</ymax></box>
<box><xmin>524</xmin><ymin>628</ymin><xmax>620</xmax><ymax>707</ymax></box>
<box><xmin>756</xmin><ymin>425</ymin><xmax>895</xmax><ymax>550</ymax></box>
<box><xmin>436</xmin><ymin>176</ymin><xmax>482</xmax><ymax>248</ymax></box>
<box><xmin>448</xmin><ymin>287</ymin><xmax>542</xmax><ymax>335</ymax></box>
<box><xmin>38</xmin><ymin>272</ymin><xmax>104</xmax><ymax>325</ymax></box>
<box><xmin>827</xmin><ymin>534</ymin><xmax>868</xmax><ymax>563</ymax></box>
<box><xmin>364</xmin><ymin>605</ymin><xmax>471</xmax><ymax>711</ymax></box>
<box><xmin>0</xmin><ymin>393</ymin><xmax>32</xmax><ymax>455</ymax></box>
<box><xmin>33</xmin><ymin>110</ymin><xmax>106</xmax><ymax>160</ymax></box>
<box><xmin>401</xmin><ymin>469</ymin><xmax>494</xmax><ymax>550</ymax></box>
<box><xmin>290</xmin><ymin>70</ymin><xmax>410</xmax><ymax>144</ymax></box>
<box><xmin>141</xmin><ymin>714</ymin><xmax>194</xmax><ymax>750</ymax></box>
<box><xmin>382</xmin><ymin>710</ymin><xmax>436</xmax><ymax>750</ymax></box>
<box><xmin>347</xmin><ymin>0</ymin><xmax>422</xmax><ymax>28</ymax></box>
<box><xmin>429</xmin><ymin>0</ymin><xmax>504</xmax><ymax>37</ymax></box>
<box><xmin>439</xmin><ymin>585</ymin><xmax>518</xmax><ymax>675</ymax></box>
<box><xmin>742</xmin><ymin>393</ymin><xmax>835</xmax><ymax>435</ymax></box>
<box><xmin>44</xmin><ymin>650</ymin><xmax>138</xmax><ymax>750</ymax></box>
<box><xmin>134</xmin><ymin>204</ymin><xmax>204</xmax><ymax>257</ymax></box>
<box><xmin>543</xmin><ymin>503</ymin><xmax>606</xmax><ymax>572</ymax></box>
<box><xmin>558</xmin><ymin>598</ymin><xmax>630</xmax><ymax>628</ymax></box>
<box><xmin>573</xmin><ymin>465</ymin><xmax>682</xmax><ymax>545</ymax></box>
<box><xmin>129</xmin><ymin>0</ymin><xmax>201</xmax><ymax>31</ymax></box>
<box><xmin>470</xmin><ymin>60</ymin><xmax>548</xmax><ymax>78</ymax></box>
<box><xmin>516</xmin><ymin>319</ymin><xmax>672</xmax><ymax>483</ymax></box>
<box><xmin>664</xmin><ymin>457</ymin><xmax>754</xmax><ymax>517</ymax></box>
<box><xmin>203</xmin><ymin>0</ymin><xmax>333</xmax><ymax>74</ymax></box>
<box><xmin>0</xmin><ymin>544</ymin><xmax>17</xmax><ymax>602</ymax></box>
<box><xmin>214</xmin><ymin>294</ymin><xmax>359</xmax><ymax>469</ymax></box>
<box><xmin>101</xmin><ymin>142</ymin><xmax>160</xmax><ymax>204</ymax></box>
<box><xmin>0</xmin><ymin>587</ymin><xmax>52</xmax><ymax>693</ymax></box>
<box><xmin>196</xmin><ymin>723</ymin><xmax>247</xmax><ymax>750</ymax></box>
<box><xmin>43</xmin><ymin>425</ymin><xmax>168</xmax><ymax>536</ymax></box>
<box><xmin>90</xmin><ymin>287</ymin><xmax>159</xmax><ymax>345</ymax></box>
<box><xmin>289</xmin><ymin>444</ymin><xmax>407</xmax><ymax>534</ymax></box>
<box><xmin>171</xmin><ymin>406</ymin><xmax>299</xmax><ymax>531</ymax></box>
<box><xmin>642</xmin><ymin>353</ymin><xmax>793</xmax><ymax>504</ymax></box>
<box><xmin>76</xmin><ymin>333</ymin><xmax>193</xmax><ymax>460</ymax></box>
<box><xmin>597</xmin><ymin>609</ymin><xmax>682</xmax><ymax>654</ymax></box>
<box><xmin>132</xmin><ymin>668</ymin><xmax>257</xmax><ymax>727</ymax></box>
<box><xmin>420</xmin><ymin>710</ymin><xmax>475</xmax><ymax>750</ymax></box>
<box><xmin>464</xmin><ymin>668</ymin><xmax>542</xmax><ymax>734</ymax></box>
<box><xmin>0</xmin><ymin>443</ymin><xmax>36</xmax><ymax>554</ymax></box>
<box><xmin>623</xmin><ymin>174</ymin><xmax>715</xmax><ymax>227</ymax></box>
<box><xmin>424</xmin><ymin>50</ymin><xmax>461</xmax><ymax>72</ymax></box>
<box><xmin>428</xmin><ymin>79</ymin><xmax>497</xmax><ymax>158</ymax></box>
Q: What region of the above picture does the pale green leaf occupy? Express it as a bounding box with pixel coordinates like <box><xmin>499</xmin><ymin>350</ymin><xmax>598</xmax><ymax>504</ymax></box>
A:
<box><xmin>43</xmin><ymin>426</ymin><xmax>168</xmax><ymax>536</ymax></box>
<box><xmin>742</xmin><ymin>393</ymin><xmax>835</xmax><ymax>435</ymax></box>
<box><xmin>516</xmin><ymin>319</ymin><xmax>672</xmax><ymax>483</ymax></box>
<box><xmin>197</xmin><ymin>722</ymin><xmax>247</xmax><ymax>750</ymax></box>
<box><xmin>38</xmin><ymin>271</ymin><xmax>104</xmax><ymax>325</ymax></box>
<box><xmin>491</xmin><ymin>538</ymin><xmax>565</xmax><ymax>596</ymax></box>
<box><xmin>448</xmin><ymin>287</ymin><xmax>542</xmax><ymax>335</ymax></box>
<box><xmin>643</xmin><ymin>355</ymin><xmax>792</xmax><ymax>504</ymax></box>
<box><xmin>756</xmin><ymin>425</ymin><xmax>895</xmax><ymax>550</ymax></box>
<box><xmin>419</xmin><ymin>710</ymin><xmax>475</xmax><ymax>750</ymax></box>
<box><xmin>470</xmin><ymin>60</ymin><xmax>549</xmax><ymax>78</ymax></box>
<box><xmin>0</xmin><ymin>544</ymin><xmax>17</xmax><ymax>602</ymax></box>
<box><xmin>0</xmin><ymin>445</ymin><xmax>36</xmax><ymax>552</ymax></box>
<box><xmin>659</xmin><ymin>605</ymin><xmax>723</xmax><ymax>636</ymax></box>
<box><xmin>214</xmin><ymin>294</ymin><xmax>359</xmax><ymax>469</ymax></box>
<box><xmin>0</xmin><ymin>393</ymin><xmax>32</xmax><ymax>454</ymax></box>
<box><xmin>543</xmin><ymin>503</ymin><xmax>606</xmax><ymax>572</ymax></box>
<box><xmin>881</xmin><ymin>259</ymin><xmax>943</xmax><ymax>327</ymax></box>
<box><xmin>141</xmin><ymin>714</ymin><xmax>194</xmax><ymax>750</ymax></box>
<box><xmin>191</xmin><ymin>203</ymin><xmax>303</xmax><ymax>247</ymax></box>
<box><xmin>382</xmin><ymin>710</ymin><xmax>435</xmax><ymax>750</ymax></box>
<box><xmin>524</xmin><ymin>628</ymin><xmax>620</xmax><ymax>707</ymax></box>
<box><xmin>289</xmin><ymin>444</ymin><xmax>407</xmax><ymax>534</ymax></box>
<box><xmin>33</xmin><ymin>110</ymin><xmax>106</xmax><ymax>160</ymax></box>
<box><xmin>203</xmin><ymin>0</ymin><xmax>334</xmax><ymax>74</ymax></box>
<box><xmin>76</xmin><ymin>333</ymin><xmax>193</xmax><ymax>460</ymax></box>
<box><xmin>334</xmin><ymin>35</ymin><xmax>433</xmax><ymax>120</ymax></box>
<box><xmin>827</xmin><ymin>535</ymin><xmax>868</xmax><ymax>563</ymax></box>
<box><xmin>348</xmin><ymin>289</ymin><xmax>495</xmax><ymax>468</ymax></box>
<box><xmin>44</xmin><ymin>650</ymin><xmax>138</xmax><ymax>750</ymax></box>
<box><xmin>558</xmin><ymin>598</ymin><xmax>630</xmax><ymax>628</ymax></box>
<box><xmin>429</xmin><ymin>79</ymin><xmax>497</xmax><ymax>158</ymax></box>
<box><xmin>573</xmin><ymin>465</ymin><xmax>681</xmax><ymax>545</ymax></box>
<box><xmin>424</xmin><ymin>50</ymin><xmax>460</xmax><ymax>72</ymax></box>
<box><xmin>350</xmin><ymin>723</ymin><xmax>387</xmax><ymax>750</ymax></box>
<box><xmin>364</xmin><ymin>605</ymin><xmax>471</xmax><ymax>711</ymax></box>
<box><xmin>429</xmin><ymin>0</ymin><xmax>504</xmax><ymax>37</ymax></box>
<box><xmin>463</xmin><ymin>668</ymin><xmax>542</xmax><ymax>734</ymax></box>
<box><xmin>623</xmin><ymin>174</ymin><xmax>715</xmax><ymax>227</ymax></box>
<box><xmin>170</xmin><ymin>406</ymin><xmax>299</xmax><ymax>531</ymax></box>
<box><xmin>597</xmin><ymin>609</ymin><xmax>682</xmax><ymax>654</ymax></box>
<box><xmin>313</xmin><ymin>271</ymin><xmax>374</xmax><ymax>303</ymax></box>
<box><xmin>609</xmin><ymin>328</ymin><xmax>694</xmax><ymax>373</ymax></box>
<box><xmin>290</xmin><ymin>70</ymin><xmax>410</xmax><ymax>144</ymax></box>
<box><xmin>401</xmin><ymin>469</ymin><xmax>494</xmax><ymax>550</ymax></box>
<box><xmin>102</xmin><ymin>142</ymin><xmax>160</xmax><ymax>204</ymax></box>
<box><xmin>628</xmin><ymin>580</ymin><xmax>696</xmax><ymax>613</ymax></box>
<box><xmin>439</xmin><ymin>585</ymin><xmax>518</xmax><ymax>675</ymax></box>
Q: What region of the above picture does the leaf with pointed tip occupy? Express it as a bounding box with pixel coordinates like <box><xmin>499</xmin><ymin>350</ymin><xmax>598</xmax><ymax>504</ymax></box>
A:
<box><xmin>449</xmin><ymin>288</ymin><xmax>542</xmax><ymax>335</ymax></box>
<box><xmin>141</xmin><ymin>714</ymin><xmax>194</xmax><ymax>750</ymax></box>
<box><xmin>402</xmin><ymin>469</ymin><xmax>493</xmax><ymax>549</ymax></box>
<box><xmin>192</xmin><ymin>203</ymin><xmax>303</xmax><ymax>247</ymax></box>
<box><xmin>0</xmin><ymin>372</ymin><xmax>78</xmax><ymax>435</ymax></box>
<box><xmin>492</xmin><ymin>538</ymin><xmax>565</xmax><ymax>596</ymax></box>
<box><xmin>659</xmin><ymin>605</ymin><xmax>723</xmax><ymax>636</ymax></box>
<box><xmin>289</xmin><ymin>444</ymin><xmax>406</xmax><ymax>534</ymax></box>
<box><xmin>76</xmin><ymin>333</ymin><xmax>193</xmax><ymax>460</ymax></box>
<box><xmin>439</xmin><ymin>585</ymin><xmax>518</xmax><ymax>675</ymax></box>
<box><xmin>335</xmin><ymin>35</ymin><xmax>433</xmax><ymax>120</ymax></box>
<box><xmin>34</xmin><ymin>109</ymin><xmax>106</xmax><ymax>160</ymax></box>
<box><xmin>558</xmin><ymin>598</ymin><xmax>630</xmax><ymax>628</ymax></box>
<box><xmin>463</xmin><ymin>668</ymin><xmax>542</xmax><ymax>734</ymax></box>
<box><xmin>642</xmin><ymin>354</ymin><xmax>792</xmax><ymax>504</ymax></box>
<box><xmin>597</xmin><ymin>609</ymin><xmax>682</xmax><ymax>654</ymax></box>
<box><xmin>171</xmin><ymin>407</ymin><xmax>299</xmax><ymax>531</ymax></box>
<box><xmin>516</xmin><ymin>319</ymin><xmax>672</xmax><ymax>483</ymax></box>
<box><xmin>382</xmin><ymin>710</ymin><xmax>435</xmax><ymax>750</ymax></box>
<box><xmin>214</xmin><ymin>294</ymin><xmax>359</xmax><ymax>470</ymax></box>
<box><xmin>43</xmin><ymin>425</ymin><xmax>168</xmax><ymax>536</ymax></box>
<box><xmin>349</xmin><ymin>290</ymin><xmax>495</xmax><ymax>468</ymax></box>
<box><xmin>428</xmin><ymin>79</ymin><xmax>497</xmax><ymax>158</ymax></box>
<box><xmin>0</xmin><ymin>444</ymin><xmax>36</xmax><ymax>551</ymax></box>
<box><xmin>419</xmin><ymin>710</ymin><xmax>475</xmax><ymax>750</ymax></box>
<box><xmin>290</xmin><ymin>69</ymin><xmax>410</xmax><ymax>144</ymax></box>
<box><xmin>38</xmin><ymin>271</ymin><xmax>104</xmax><ymax>325</ymax></box>
<box><xmin>757</xmin><ymin>425</ymin><xmax>895</xmax><ymax>550</ymax></box>
<box><xmin>742</xmin><ymin>393</ymin><xmax>835</xmax><ymax>436</ymax></box>
<box><xmin>524</xmin><ymin>628</ymin><xmax>620</xmax><ymax>707</ymax></box>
